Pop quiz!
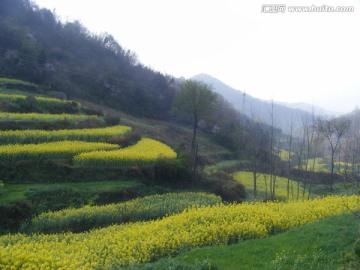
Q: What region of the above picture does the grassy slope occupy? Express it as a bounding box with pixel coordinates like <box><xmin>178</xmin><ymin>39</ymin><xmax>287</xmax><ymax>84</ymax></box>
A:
<box><xmin>0</xmin><ymin>180</ymin><xmax>138</xmax><ymax>204</ymax></box>
<box><xmin>0</xmin><ymin>95</ymin><xmax>231</xmax><ymax>204</ymax></box>
<box><xmin>172</xmin><ymin>211</ymin><xmax>359</xmax><ymax>270</ymax></box>
<box><xmin>0</xmin><ymin>86</ymin><xmax>230</xmax><ymax>161</ymax></box>
<box><xmin>232</xmin><ymin>171</ymin><xmax>357</xmax><ymax>202</ymax></box>
<box><xmin>233</xmin><ymin>171</ymin><xmax>312</xmax><ymax>201</ymax></box>
<box><xmin>77</xmin><ymin>99</ymin><xmax>232</xmax><ymax>160</ymax></box>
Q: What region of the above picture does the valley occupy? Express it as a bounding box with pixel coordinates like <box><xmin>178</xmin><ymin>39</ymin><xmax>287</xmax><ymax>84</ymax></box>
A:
<box><xmin>0</xmin><ymin>1</ymin><xmax>359</xmax><ymax>269</ymax></box>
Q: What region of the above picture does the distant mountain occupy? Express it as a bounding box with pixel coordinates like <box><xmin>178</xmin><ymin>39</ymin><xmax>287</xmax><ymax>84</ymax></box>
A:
<box><xmin>191</xmin><ymin>73</ymin><xmax>328</xmax><ymax>132</ymax></box>
<box><xmin>276</xmin><ymin>101</ymin><xmax>339</xmax><ymax>116</ymax></box>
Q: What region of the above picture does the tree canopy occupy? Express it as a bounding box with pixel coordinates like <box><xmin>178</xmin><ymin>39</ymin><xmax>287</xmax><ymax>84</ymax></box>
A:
<box><xmin>171</xmin><ymin>80</ymin><xmax>218</xmax><ymax>153</ymax></box>
<box><xmin>316</xmin><ymin>116</ymin><xmax>351</xmax><ymax>189</ymax></box>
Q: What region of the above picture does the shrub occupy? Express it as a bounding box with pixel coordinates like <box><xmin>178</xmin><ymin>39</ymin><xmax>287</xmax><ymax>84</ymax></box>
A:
<box><xmin>153</xmin><ymin>155</ymin><xmax>194</xmax><ymax>187</ymax></box>
<box><xmin>0</xmin><ymin>200</ymin><xmax>33</xmax><ymax>234</ymax></box>
<box><xmin>0</xmin><ymin>93</ymin><xmax>83</xmax><ymax>114</ymax></box>
<box><xmin>204</xmin><ymin>171</ymin><xmax>247</xmax><ymax>202</ymax></box>
<box><xmin>24</xmin><ymin>185</ymin><xmax>95</xmax><ymax>213</ymax></box>
<box><xmin>0</xmin><ymin>181</ymin><xmax>3</xmax><ymax>197</ymax></box>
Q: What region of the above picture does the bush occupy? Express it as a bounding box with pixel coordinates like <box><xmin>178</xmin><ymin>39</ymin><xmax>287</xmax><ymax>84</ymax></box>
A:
<box><xmin>94</xmin><ymin>188</ymin><xmax>139</xmax><ymax>205</ymax></box>
<box><xmin>203</xmin><ymin>171</ymin><xmax>247</xmax><ymax>203</ymax></box>
<box><xmin>153</xmin><ymin>155</ymin><xmax>194</xmax><ymax>187</ymax></box>
<box><xmin>0</xmin><ymin>200</ymin><xmax>33</xmax><ymax>234</ymax></box>
<box><xmin>0</xmin><ymin>180</ymin><xmax>3</xmax><ymax>197</ymax></box>
<box><xmin>24</xmin><ymin>185</ymin><xmax>95</xmax><ymax>213</ymax></box>
<box><xmin>105</xmin><ymin>131</ymin><xmax>141</xmax><ymax>147</ymax></box>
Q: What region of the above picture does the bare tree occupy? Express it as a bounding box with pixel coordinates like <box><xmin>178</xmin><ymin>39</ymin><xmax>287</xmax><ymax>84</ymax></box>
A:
<box><xmin>301</xmin><ymin>110</ymin><xmax>317</xmax><ymax>199</ymax></box>
<box><xmin>244</xmin><ymin>106</ymin><xmax>270</xmax><ymax>199</ymax></box>
<box><xmin>307</xmin><ymin>130</ymin><xmax>322</xmax><ymax>199</ymax></box>
<box><xmin>294</xmin><ymin>127</ymin><xmax>306</xmax><ymax>172</ymax></box>
<box><xmin>292</xmin><ymin>126</ymin><xmax>306</xmax><ymax>200</ymax></box>
<box><xmin>344</xmin><ymin>109</ymin><xmax>360</xmax><ymax>175</ymax></box>
<box><xmin>286</xmin><ymin>118</ymin><xmax>294</xmax><ymax>200</ymax></box>
<box><xmin>268</xmin><ymin>100</ymin><xmax>277</xmax><ymax>200</ymax></box>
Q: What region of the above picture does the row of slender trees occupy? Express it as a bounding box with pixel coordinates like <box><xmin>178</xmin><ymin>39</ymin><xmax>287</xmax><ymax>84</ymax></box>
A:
<box><xmin>248</xmin><ymin>103</ymin><xmax>356</xmax><ymax>200</ymax></box>
<box><xmin>171</xmin><ymin>79</ymin><xmax>358</xmax><ymax>200</ymax></box>
<box><xmin>278</xmin><ymin>109</ymin><xmax>353</xmax><ymax>199</ymax></box>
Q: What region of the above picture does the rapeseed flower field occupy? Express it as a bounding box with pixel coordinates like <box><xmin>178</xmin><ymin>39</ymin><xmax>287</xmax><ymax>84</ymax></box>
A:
<box><xmin>0</xmin><ymin>125</ymin><xmax>131</xmax><ymax>144</ymax></box>
<box><xmin>0</xmin><ymin>195</ymin><xmax>358</xmax><ymax>269</ymax></box>
<box><xmin>22</xmin><ymin>192</ymin><xmax>222</xmax><ymax>233</ymax></box>
<box><xmin>74</xmin><ymin>138</ymin><xmax>177</xmax><ymax>167</ymax></box>
<box><xmin>0</xmin><ymin>141</ymin><xmax>120</xmax><ymax>162</ymax></box>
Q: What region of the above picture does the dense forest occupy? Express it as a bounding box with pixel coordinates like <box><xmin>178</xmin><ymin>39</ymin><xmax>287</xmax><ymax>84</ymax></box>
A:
<box><xmin>0</xmin><ymin>0</ymin><xmax>175</xmax><ymax>119</ymax></box>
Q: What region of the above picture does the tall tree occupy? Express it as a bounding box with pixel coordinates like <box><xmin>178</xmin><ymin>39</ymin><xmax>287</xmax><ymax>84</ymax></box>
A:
<box><xmin>286</xmin><ymin>118</ymin><xmax>294</xmax><ymax>200</ymax></box>
<box><xmin>301</xmin><ymin>109</ymin><xmax>316</xmax><ymax>199</ymax></box>
<box><xmin>247</xmin><ymin>121</ymin><xmax>269</xmax><ymax>199</ymax></box>
<box><xmin>244</xmin><ymin>105</ymin><xmax>270</xmax><ymax>199</ymax></box>
<box><xmin>344</xmin><ymin>109</ymin><xmax>360</xmax><ymax>175</ymax></box>
<box><xmin>317</xmin><ymin>116</ymin><xmax>351</xmax><ymax>190</ymax></box>
<box><xmin>171</xmin><ymin>80</ymin><xmax>218</xmax><ymax>155</ymax></box>
<box><xmin>269</xmin><ymin>100</ymin><xmax>277</xmax><ymax>200</ymax></box>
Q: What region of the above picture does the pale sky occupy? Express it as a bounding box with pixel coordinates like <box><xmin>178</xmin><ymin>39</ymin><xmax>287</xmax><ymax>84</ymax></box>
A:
<box><xmin>33</xmin><ymin>0</ymin><xmax>360</xmax><ymax>114</ymax></box>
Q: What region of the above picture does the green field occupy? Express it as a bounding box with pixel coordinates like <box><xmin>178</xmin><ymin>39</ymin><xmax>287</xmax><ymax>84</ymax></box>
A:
<box><xmin>172</xmin><ymin>211</ymin><xmax>359</xmax><ymax>270</ymax></box>
<box><xmin>0</xmin><ymin>78</ymin><xmax>37</xmax><ymax>87</ymax></box>
<box><xmin>233</xmin><ymin>171</ymin><xmax>310</xmax><ymax>201</ymax></box>
<box><xmin>0</xmin><ymin>180</ymin><xmax>138</xmax><ymax>204</ymax></box>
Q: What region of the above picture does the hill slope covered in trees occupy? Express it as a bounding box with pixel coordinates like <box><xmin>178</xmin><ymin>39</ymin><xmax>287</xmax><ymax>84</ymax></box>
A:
<box><xmin>0</xmin><ymin>0</ymin><xmax>175</xmax><ymax>119</ymax></box>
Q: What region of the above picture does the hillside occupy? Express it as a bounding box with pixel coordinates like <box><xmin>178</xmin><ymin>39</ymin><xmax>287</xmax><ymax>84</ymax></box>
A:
<box><xmin>0</xmin><ymin>77</ymin><xmax>238</xmax><ymax>227</ymax></box>
<box><xmin>0</xmin><ymin>0</ymin><xmax>175</xmax><ymax>119</ymax></box>
<box><xmin>0</xmin><ymin>0</ymin><xmax>302</xmax><ymax>153</ymax></box>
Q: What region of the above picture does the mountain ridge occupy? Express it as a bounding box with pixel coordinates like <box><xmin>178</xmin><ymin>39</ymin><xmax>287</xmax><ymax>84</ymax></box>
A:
<box><xmin>190</xmin><ymin>73</ymin><xmax>329</xmax><ymax>132</ymax></box>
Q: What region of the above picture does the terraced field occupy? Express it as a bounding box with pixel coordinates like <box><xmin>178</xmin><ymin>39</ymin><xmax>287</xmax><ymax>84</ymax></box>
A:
<box><xmin>0</xmin><ymin>79</ymin><xmax>358</xmax><ymax>270</ymax></box>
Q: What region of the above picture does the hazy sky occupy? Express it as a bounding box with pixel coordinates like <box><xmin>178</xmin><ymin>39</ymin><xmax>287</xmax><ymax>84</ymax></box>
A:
<box><xmin>33</xmin><ymin>0</ymin><xmax>360</xmax><ymax>114</ymax></box>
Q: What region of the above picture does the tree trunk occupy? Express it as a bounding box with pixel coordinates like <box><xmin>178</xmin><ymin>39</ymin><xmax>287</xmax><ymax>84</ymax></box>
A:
<box><xmin>330</xmin><ymin>150</ymin><xmax>335</xmax><ymax>190</ymax></box>
<box><xmin>191</xmin><ymin>116</ymin><xmax>198</xmax><ymax>154</ymax></box>
<box><xmin>193</xmin><ymin>144</ymin><xmax>198</xmax><ymax>175</ymax></box>
<box><xmin>264</xmin><ymin>174</ymin><xmax>268</xmax><ymax>200</ymax></box>
<box><xmin>253</xmin><ymin>171</ymin><xmax>257</xmax><ymax>199</ymax></box>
